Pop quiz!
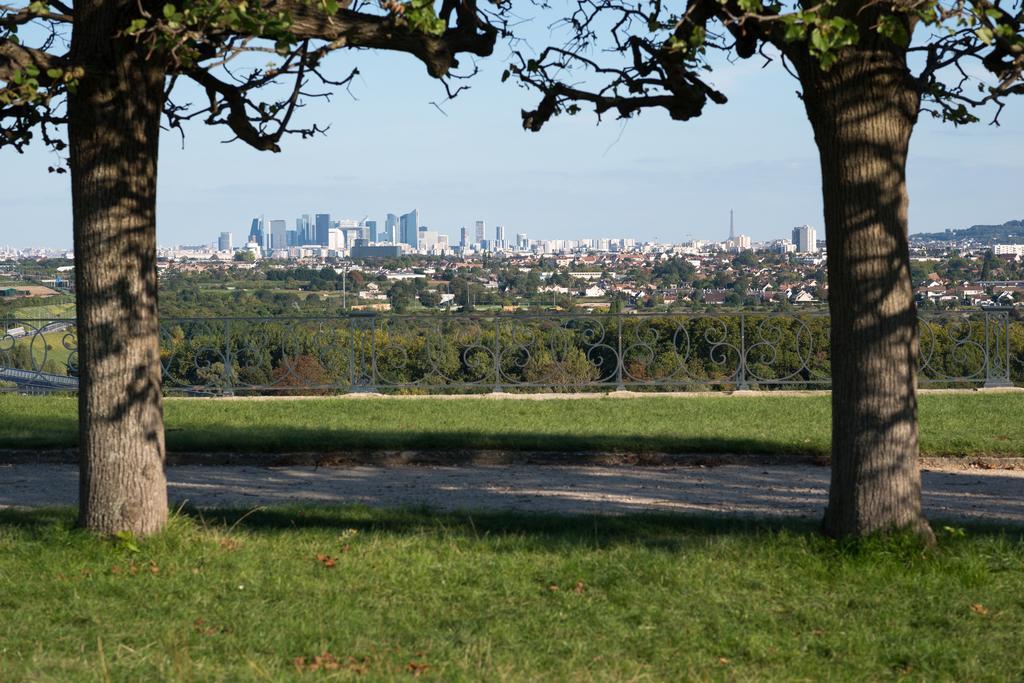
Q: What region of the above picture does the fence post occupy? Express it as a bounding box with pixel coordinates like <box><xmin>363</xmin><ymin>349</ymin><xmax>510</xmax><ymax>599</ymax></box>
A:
<box><xmin>347</xmin><ymin>312</ymin><xmax>356</xmax><ymax>391</ymax></box>
<box><xmin>493</xmin><ymin>313</ymin><xmax>503</xmax><ymax>393</ymax></box>
<box><xmin>223</xmin><ymin>318</ymin><xmax>234</xmax><ymax>396</ymax></box>
<box><xmin>984</xmin><ymin>308</ymin><xmax>1013</xmax><ymax>388</ymax></box>
<box><xmin>370</xmin><ymin>313</ymin><xmax>379</xmax><ymax>392</ymax></box>
<box><xmin>737</xmin><ymin>312</ymin><xmax>749</xmax><ymax>390</ymax></box>
<box><xmin>615</xmin><ymin>314</ymin><xmax>625</xmax><ymax>391</ymax></box>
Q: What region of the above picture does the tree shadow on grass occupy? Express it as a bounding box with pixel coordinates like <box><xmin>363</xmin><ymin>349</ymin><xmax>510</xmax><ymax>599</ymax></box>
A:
<box><xmin>1</xmin><ymin>506</ymin><xmax>1020</xmax><ymax>555</ymax></box>
<box><xmin>162</xmin><ymin>426</ymin><xmax>827</xmax><ymax>457</ymax></box>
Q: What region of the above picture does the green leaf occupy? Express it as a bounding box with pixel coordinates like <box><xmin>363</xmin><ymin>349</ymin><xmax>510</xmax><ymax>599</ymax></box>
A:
<box><xmin>163</xmin><ymin>3</ymin><xmax>178</xmax><ymax>19</ymax></box>
<box><xmin>113</xmin><ymin>531</ymin><xmax>141</xmax><ymax>554</ymax></box>
<box><xmin>126</xmin><ymin>18</ymin><xmax>149</xmax><ymax>34</ymax></box>
<box><xmin>45</xmin><ymin>68</ymin><xmax>63</xmax><ymax>79</ymax></box>
<box><xmin>809</xmin><ymin>27</ymin><xmax>828</xmax><ymax>53</ymax></box>
<box><xmin>876</xmin><ymin>15</ymin><xmax>909</xmax><ymax>47</ymax></box>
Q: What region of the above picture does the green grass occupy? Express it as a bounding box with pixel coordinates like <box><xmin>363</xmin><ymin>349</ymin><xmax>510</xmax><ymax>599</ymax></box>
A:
<box><xmin>1</xmin><ymin>393</ymin><xmax>1022</xmax><ymax>456</ymax></box>
<box><xmin>10</xmin><ymin>330</ymin><xmax>75</xmax><ymax>371</ymax></box>
<box><xmin>10</xmin><ymin>301</ymin><xmax>75</xmax><ymax>319</ymax></box>
<box><xmin>0</xmin><ymin>508</ymin><xmax>1021</xmax><ymax>680</ymax></box>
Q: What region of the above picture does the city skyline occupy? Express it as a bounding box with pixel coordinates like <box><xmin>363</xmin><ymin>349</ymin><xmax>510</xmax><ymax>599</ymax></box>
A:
<box><xmin>214</xmin><ymin>208</ymin><xmax>794</xmax><ymax>251</ymax></box>
<box><xmin>2</xmin><ymin>40</ymin><xmax>1022</xmax><ymax>250</ymax></box>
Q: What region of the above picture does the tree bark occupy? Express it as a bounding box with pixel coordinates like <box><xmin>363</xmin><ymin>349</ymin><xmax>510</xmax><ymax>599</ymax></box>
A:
<box><xmin>68</xmin><ymin>3</ymin><xmax>168</xmax><ymax>536</ymax></box>
<box><xmin>796</xmin><ymin>47</ymin><xmax>934</xmax><ymax>541</ymax></box>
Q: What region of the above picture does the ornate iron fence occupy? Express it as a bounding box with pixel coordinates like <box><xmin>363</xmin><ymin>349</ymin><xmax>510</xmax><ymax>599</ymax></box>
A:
<box><xmin>1</xmin><ymin>309</ymin><xmax>1019</xmax><ymax>394</ymax></box>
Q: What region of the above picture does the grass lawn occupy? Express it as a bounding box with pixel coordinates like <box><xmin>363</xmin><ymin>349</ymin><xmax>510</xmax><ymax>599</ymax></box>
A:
<box><xmin>1</xmin><ymin>393</ymin><xmax>1022</xmax><ymax>456</ymax></box>
<box><xmin>0</xmin><ymin>508</ymin><xmax>1021</xmax><ymax>680</ymax></box>
<box><xmin>10</xmin><ymin>302</ymin><xmax>75</xmax><ymax>319</ymax></box>
<box><xmin>10</xmin><ymin>329</ymin><xmax>75</xmax><ymax>371</ymax></box>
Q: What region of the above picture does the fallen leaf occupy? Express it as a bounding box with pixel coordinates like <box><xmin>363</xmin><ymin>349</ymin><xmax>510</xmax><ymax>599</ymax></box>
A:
<box><xmin>193</xmin><ymin>618</ymin><xmax>219</xmax><ymax>636</ymax></box>
<box><xmin>970</xmin><ymin>603</ymin><xmax>988</xmax><ymax>615</ymax></box>
<box><xmin>406</xmin><ymin>661</ymin><xmax>430</xmax><ymax>677</ymax></box>
<box><xmin>293</xmin><ymin>652</ymin><xmax>367</xmax><ymax>673</ymax></box>
<box><xmin>718</xmin><ymin>657</ymin><xmax>730</xmax><ymax>665</ymax></box>
<box><xmin>316</xmin><ymin>554</ymin><xmax>336</xmax><ymax>568</ymax></box>
<box><xmin>574</xmin><ymin>581</ymin><xmax>586</xmax><ymax>594</ymax></box>
<box><xmin>547</xmin><ymin>583</ymin><xmax>559</xmax><ymax>592</ymax></box>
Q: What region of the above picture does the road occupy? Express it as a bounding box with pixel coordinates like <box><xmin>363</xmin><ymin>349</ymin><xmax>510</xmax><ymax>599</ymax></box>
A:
<box><xmin>1</xmin><ymin>463</ymin><xmax>1022</xmax><ymax>525</ymax></box>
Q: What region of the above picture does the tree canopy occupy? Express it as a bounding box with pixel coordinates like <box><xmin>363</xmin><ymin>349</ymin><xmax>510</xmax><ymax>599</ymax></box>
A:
<box><xmin>508</xmin><ymin>0</ymin><xmax>1022</xmax><ymax>131</ymax></box>
<box><xmin>1</xmin><ymin>0</ymin><xmax>503</xmax><ymax>155</ymax></box>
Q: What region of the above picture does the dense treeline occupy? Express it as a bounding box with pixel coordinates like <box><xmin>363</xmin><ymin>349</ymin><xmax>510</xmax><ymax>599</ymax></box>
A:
<box><xmin>157</xmin><ymin>313</ymin><xmax>1024</xmax><ymax>392</ymax></box>
<box><xmin>4</xmin><ymin>311</ymin><xmax>1022</xmax><ymax>392</ymax></box>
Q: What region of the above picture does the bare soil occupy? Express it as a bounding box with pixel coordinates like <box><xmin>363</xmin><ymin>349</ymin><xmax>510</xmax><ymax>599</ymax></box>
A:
<box><xmin>2</xmin><ymin>462</ymin><xmax>1022</xmax><ymax>525</ymax></box>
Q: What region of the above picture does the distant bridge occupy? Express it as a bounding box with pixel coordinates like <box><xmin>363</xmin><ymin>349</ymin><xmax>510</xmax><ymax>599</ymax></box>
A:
<box><xmin>0</xmin><ymin>367</ymin><xmax>78</xmax><ymax>393</ymax></box>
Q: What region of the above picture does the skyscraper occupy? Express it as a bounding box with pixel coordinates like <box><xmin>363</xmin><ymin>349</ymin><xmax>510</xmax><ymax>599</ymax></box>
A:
<box><xmin>303</xmin><ymin>214</ymin><xmax>316</xmax><ymax>244</ymax></box>
<box><xmin>315</xmin><ymin>213</ymin><xmax>331</xmax><ymax>246</ymax></box>
<box><xmin>791</xmin><ymin>225</ymin><xmax>818</xmax><ymax>253</ymax></box>
<box><xmin>516</xmin><ymin>233</ymin><xmax>528</xmax><ymax>250</ymax></box>
<box><xmin>495</xmin><ymin>224</ymin><xmax>505</xmax><ymax>248</ymax></box>
<box><xmin>385</xmin><ymin>213</ymin><xmax>399</xmax><ymax>243</ymax></box>
<box><xmin>729</xmin><ymin>209</ymin><xmax>735</xmax><ymax>241</ymax></box>
<box><xmin>270</xmin><ymin>220</ymin><xmax>287</xmax><ymax>250</ymax></box>
<box><xmin>474</xmin><ymin>220</ymin><xmax>485</xmax><ymax>244</ymax></box>
<box><xmin>399</xmin><ymin>210</ymin><xmax>419</xmax><ymax>248</ymax></box>
<box><xmin>365</xmin><ymin>220</ymin><xmax>377</xmax><ymax>242</ymax></box>
<box><xmin>248</xmin><ymin>217</ymin><xmax>263</xmax><ymax>246</ymax></box>
<box><xmin>218</xmin><ymin>232</ymin><xmax>232</xmax><ymax>251</ymax></box>
<box><xmin>295</xmin><ymin>215</ymin><xmax>316</xmax><ymax>245</ymax></box>
<box><xmin>460</xmin><ymin>226</ymin><xmax>468</xmax><ymax>248</ymax></box>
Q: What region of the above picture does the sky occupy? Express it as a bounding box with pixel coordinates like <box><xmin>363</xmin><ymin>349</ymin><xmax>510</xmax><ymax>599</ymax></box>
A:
<box><xmin>2</xmin><ymin>20</ymin><xmax>1023</xmax><ymax>249</ymax></box>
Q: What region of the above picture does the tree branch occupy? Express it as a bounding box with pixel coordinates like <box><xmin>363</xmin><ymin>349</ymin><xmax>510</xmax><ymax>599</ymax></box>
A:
<box><xmin>277</xmin><ymin>2</ymin><xmax>497</xmax><ymax>77</ymax></box>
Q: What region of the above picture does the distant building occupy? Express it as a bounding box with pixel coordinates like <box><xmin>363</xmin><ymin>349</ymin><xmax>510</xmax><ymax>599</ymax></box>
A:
<box><xmin>791</xmin><ymin>225</ymin><xmax>818</xmax><ymax>253</ymax></box>
<box><xmin>385</xmin><ymin>213</ymin><xmax>399</xmax><ymax>243</ymax></box>
<box><xmin>994</xmin><ymin>244</ymin><xmax>1024</xmax><ymax>256</ymax></box>
<box><xmin>365</xmin><ymin>220</ymin><xmax>378</xmax><ymax>242</ymax></box>
<box><xmin>495</xmin><ymin>224</ymin><xmax>505</xmax><ymax>248</ymax></box>
<box><xmin>460</xmin><ymin>226</ymin><xmax>468</xmax><ymax>248</ymax></box>
<box><xmin>295</xmin><ymin>215</ymin><xmax>314</xmax><ymax>245</ymax></box>
<box><xmin>248</xmin><ymin>217</ymin><xmax>264</xmax><ymax>248</ymax></box>
<box><xmin>516</xmin><ymin>233</ymin><xmax>528</xmax><ymax>250</ymax></box>
<box><xmin>475</xmin><ymin>220</ymin><xmax>485</xmax><ymax>244</ymax></box>
<box><xmin>270</xmin><ymin>220</ymin><xmax>288</xmax><ymax>250</ymax></box>
<box><xmin>218</xmin><ymin>232</ymin><xmax>232</xmax><ymax>251</ymax></box>
<box><xmin>315</xmin><ymin>213</ymin><xmax>331</xmax><ymax>246</ymax></box>
<box><xmin>399</xmin><ymin>210</ymin><xmax>419</xmax><ymax>248</ymax></box>
<box><xmin>351</xmin><ymin>242</ymin><xmax>405</xmax><ymax>259</ymax></box>
<box><xmin>327</xmin><ymin>228</ymin><xmax>344</xmax><ymax>250</ymax></box>
<box><xmin>772</xmin><ymin>239</ymin><xmax>797</xmax><ymax>254</ymax></box>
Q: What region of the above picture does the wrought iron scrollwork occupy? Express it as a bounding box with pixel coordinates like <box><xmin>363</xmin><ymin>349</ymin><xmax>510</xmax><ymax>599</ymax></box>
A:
<box><xmin>0</xmin><ymin>309</ymin><xmax>1017</xmax><ymax>394</ymax></box>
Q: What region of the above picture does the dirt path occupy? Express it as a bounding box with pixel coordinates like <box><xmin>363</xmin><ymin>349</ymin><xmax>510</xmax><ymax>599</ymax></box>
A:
<box><xmin>1</xmin><ymin>463</ymin><xmax>1022</xmax><ymax>525</ymax></box>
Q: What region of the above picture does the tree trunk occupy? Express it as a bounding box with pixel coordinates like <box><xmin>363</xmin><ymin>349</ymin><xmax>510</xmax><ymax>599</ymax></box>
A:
<box><xmin>68</xmin><ymin>3</ymin><xmax>168</xmax><ymax>536</ymax></box>
<box><xmin>797</xmin><ymin>47</ymin><xmax>934</xmax><ymax>541</ymax></box>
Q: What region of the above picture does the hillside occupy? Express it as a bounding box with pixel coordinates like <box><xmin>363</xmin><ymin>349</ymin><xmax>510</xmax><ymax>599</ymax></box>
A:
<box><xmin>911</xmin><ymin>219</ymin><xmax>1024</xmax><ymax>243</ymax></box>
